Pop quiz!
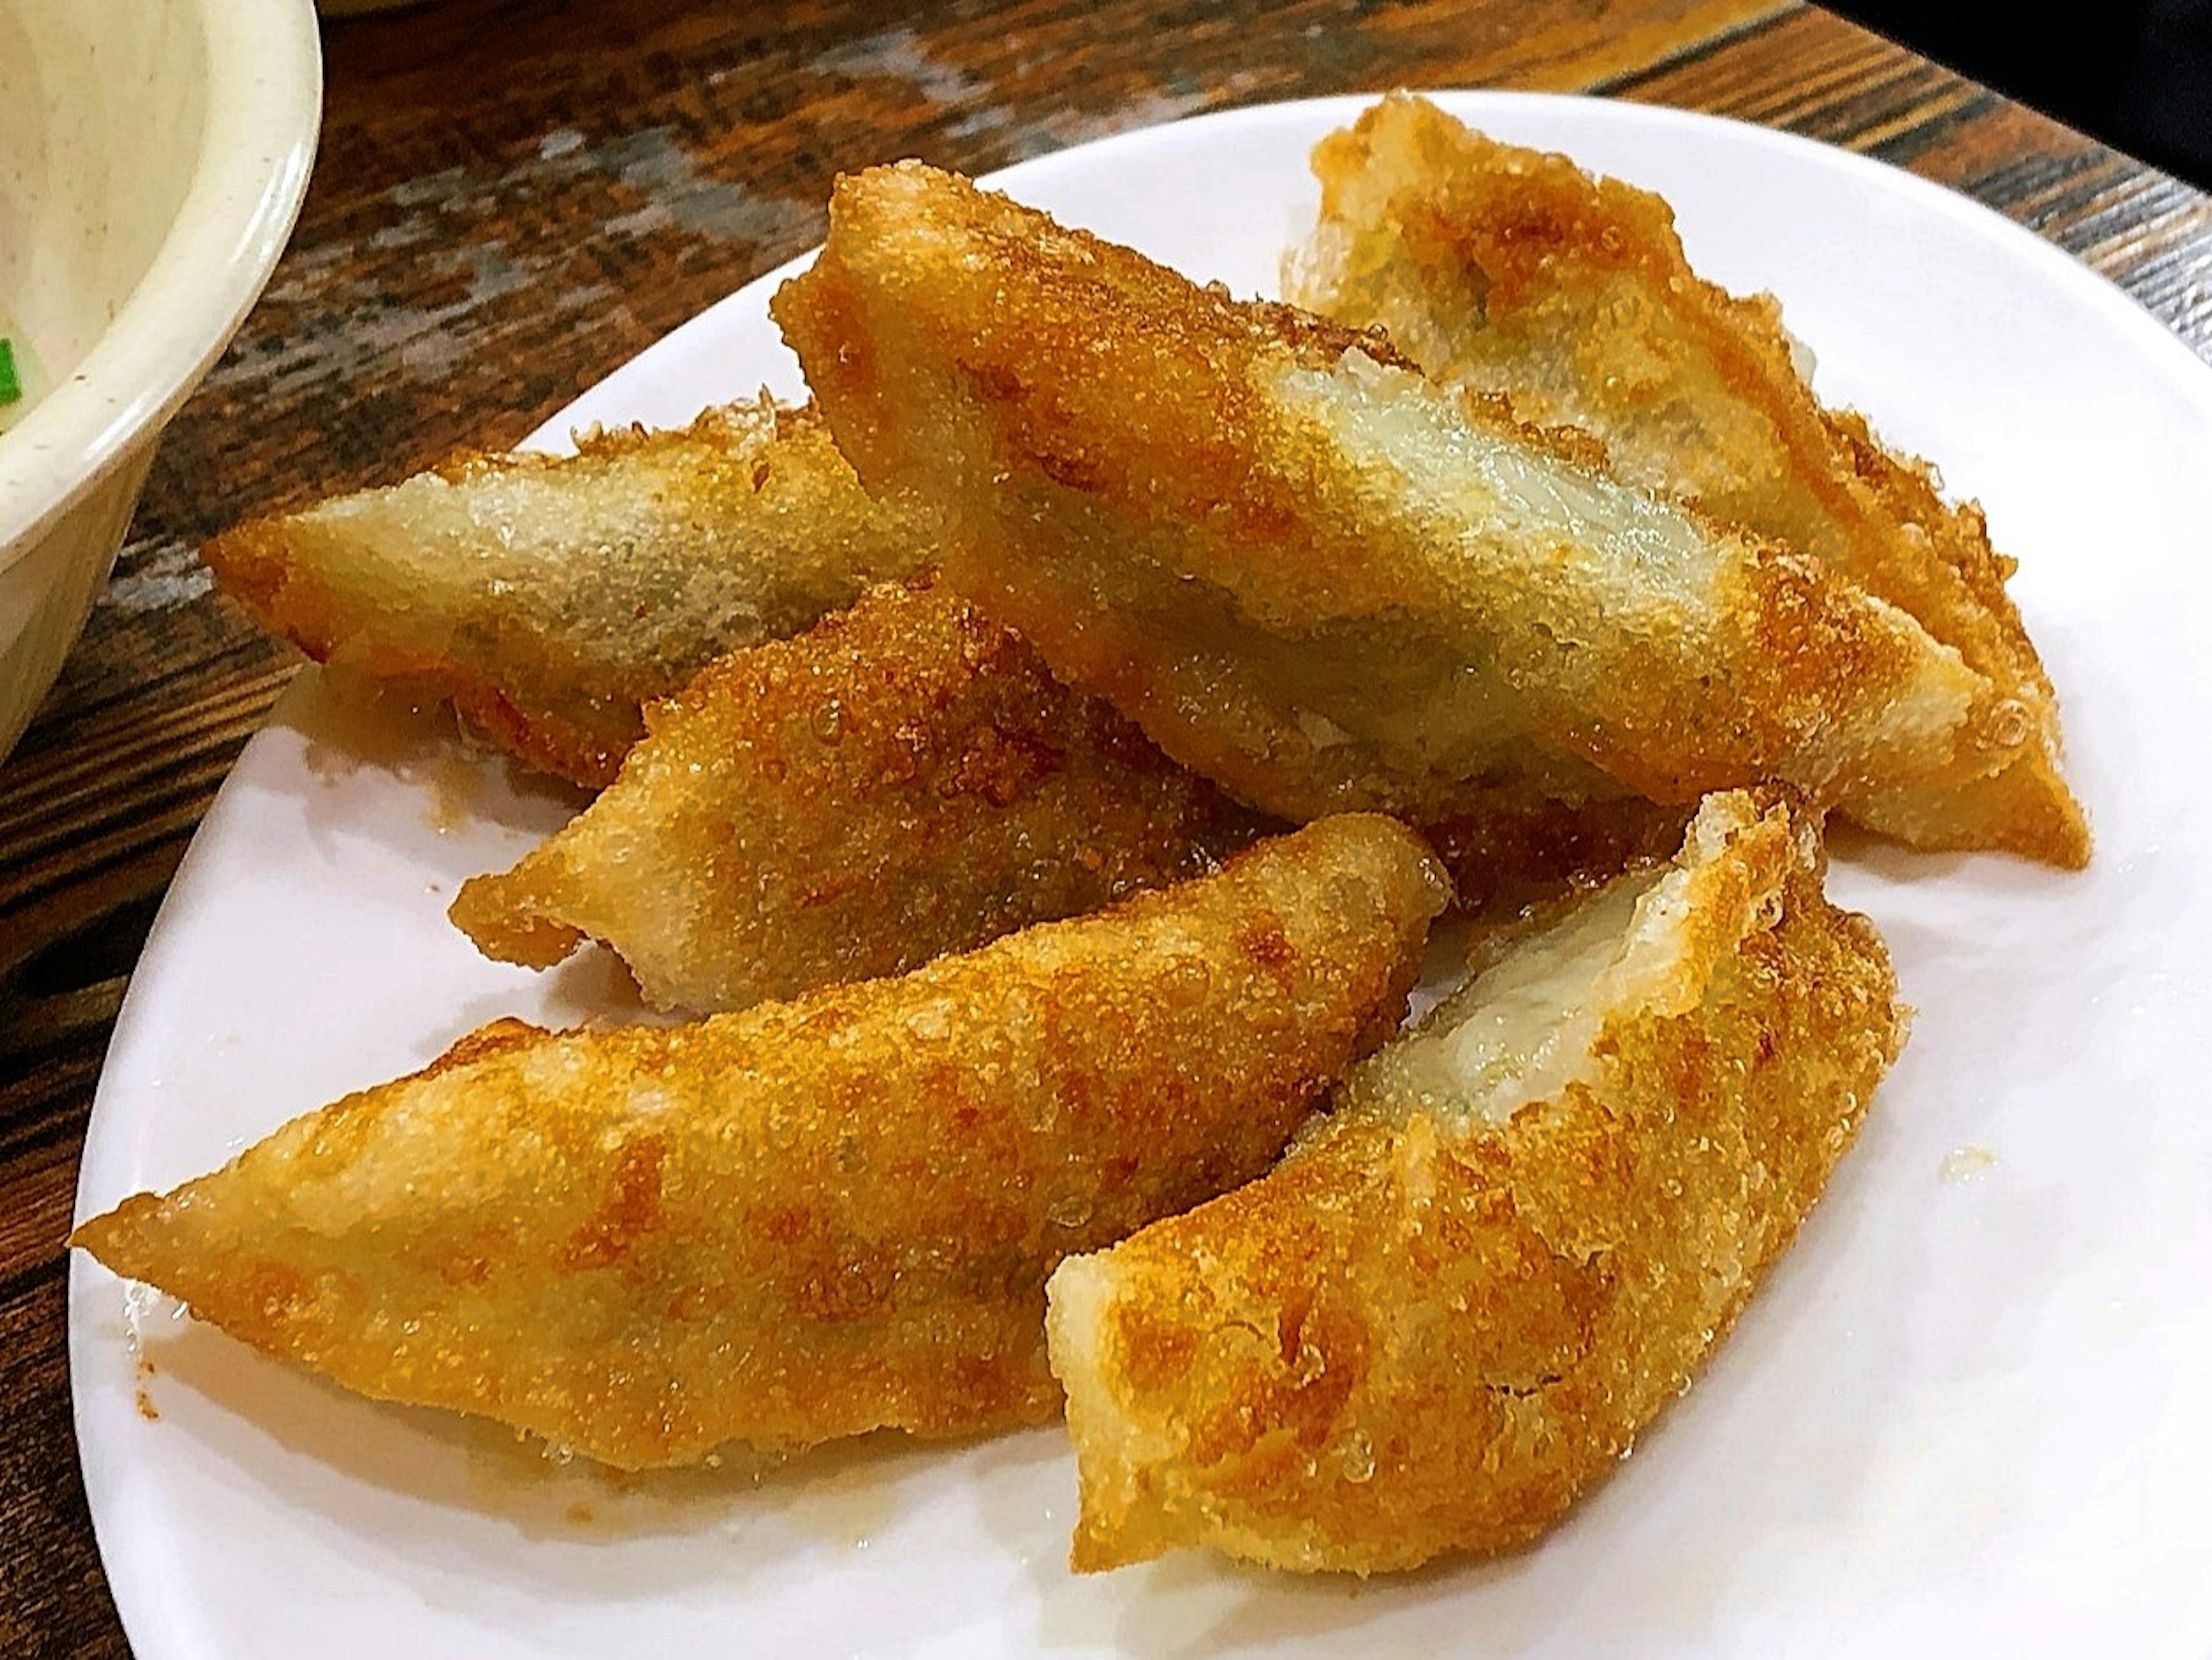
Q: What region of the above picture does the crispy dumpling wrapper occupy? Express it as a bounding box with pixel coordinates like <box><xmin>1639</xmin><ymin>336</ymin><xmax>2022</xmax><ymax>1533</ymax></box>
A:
<box><xmin>1045</xmin><ymin>791</ymin><xmax>1903</xmax><ymax>1574</ymax></box>
<box><xmin>774</xmin><ymin>162</ymin><xmax>1998</xmax><ymax>873</ymax></box>
<box><xmin>203</xmin><ymin>399</ymin><xmax>921</xmax><ymax>788</ymax></box>
<box><xmin>1290</xmin><ymin>93</ymin><xmax>2084</xmax><ymax>865</ymax></box>
<box><xmin>452</xmin><ymin>576</ymin><xmax>1272</xmax><ymax>1011</ymax></box>
<box><xmin>75</xmin><ymin>815</ymin><xmax>1446</xmax><ymax>1470</ymax></box>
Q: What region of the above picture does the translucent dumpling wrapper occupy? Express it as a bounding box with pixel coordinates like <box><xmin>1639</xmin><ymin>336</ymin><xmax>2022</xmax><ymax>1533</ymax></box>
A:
<box><xmin>1289</xmin><ymin>93</ymin><xmax>2085</xmax><ymax>866</ymax></box>
<box><xmin>203</xmin><ymin>399</ymin><xmax>922</xmax><ymax>788</ymax></box>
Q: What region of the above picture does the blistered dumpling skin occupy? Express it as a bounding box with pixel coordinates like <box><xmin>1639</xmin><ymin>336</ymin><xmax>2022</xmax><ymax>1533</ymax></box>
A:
<box><xmin>1046</xmin><ymin>792</ymin><xmax>1903</xmax><ymax>1574</ymax></box>
<box><xmin>451</xmin><ymin>576</ymin><xmax>1273</xmax><ymax>1011</ymax></box>
<box><xmin>774</xmin><ymin>163</ymin><xmax>1994</xmax><ymax>891</ymax></box>
<box><xmin>75</xmin><ymin>816</ymin><xmax>1445</xmax><ymax>1470</ymax></box>
<box><xmin>203</xmin><ymin>399</ymin><xmax>922</xmax><ymax>788</ymax></box>
<box><xmin>1291</xmin><ymin>94</ymin><xmax>2085</xmax><ymax>866</ymax></box>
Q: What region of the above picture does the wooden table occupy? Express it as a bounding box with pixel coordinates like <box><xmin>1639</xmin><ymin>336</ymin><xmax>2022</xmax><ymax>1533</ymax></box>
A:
<box><xmin>2</xmin><ymin>0</ymin><xmax>2206</xmax><ymax>1648</ymax></box>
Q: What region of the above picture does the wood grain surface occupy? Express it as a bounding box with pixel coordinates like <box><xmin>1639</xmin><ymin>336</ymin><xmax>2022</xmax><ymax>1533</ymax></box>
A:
<box><xmin>2</xmin><ymin>0</ymin><xmax>2205</xmax><ymax>1650</ymax></box>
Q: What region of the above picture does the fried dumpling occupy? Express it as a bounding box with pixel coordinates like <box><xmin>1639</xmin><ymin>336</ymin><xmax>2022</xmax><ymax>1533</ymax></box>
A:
<box><xmin>1046</xmin><ymin>791</ymin><xmax>1902</xmax><ymax>1573</ymax></box>
<box><xmin>452</xmin><ymin>576</ymin><xmax>1272</xmax><ymax>1011</ymax></box>
<box><xmin>76</xmin><ymin>815</ymin><xmax>1445</xmax><ymax>1470</ymax></box>
<box><xmin>774</xmin><ymin>163</ymin><xmax>1999</xmax><ymax>876</ymax></box>
<box><xmin>1290</xmin><ymin>93</ymin><xmax>2084</xmax><ymax>865</ymax></box>
<box><xmin>203</xmin><ymin>399</ymin><xmax>921</xmax><ymax>788</ymax></box>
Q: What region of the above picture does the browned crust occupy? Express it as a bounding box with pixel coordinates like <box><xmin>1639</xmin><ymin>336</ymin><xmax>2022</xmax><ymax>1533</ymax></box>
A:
<box><xmin>1418</xmin><ymin>793</ymin><xmax>1691</xmax><ymax>918</ymax></box>
<box><xmin>74</xmin><ymin>815</ymin><xmax>1446</xmax><ymax>1470</ymax></box>
<box><xmin>777</xmin><ymin>162</ymin><xmax>2000</xmax><ymax>867</ymax></box>
<box><xmin>1048</xmin><ymin>794</ymin><xmax>1902</xmax><ymax>1573</ymax></box>
<box><xmin>452</xmin><ymin>575</ymin><xmax>1277</xmax><ymax>1010</ymax></box>
<box><xmin>1297</xmin><ymin>93</ymin><xmax>2086</xmax><ymax>865</ymax></box>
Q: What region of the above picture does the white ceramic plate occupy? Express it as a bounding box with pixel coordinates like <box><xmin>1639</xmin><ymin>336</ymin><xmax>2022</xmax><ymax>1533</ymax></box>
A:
<box><xmin>71</xmin><ymin>92</ymin><xmax>2212</xmax><ymax>1658</ymax></box>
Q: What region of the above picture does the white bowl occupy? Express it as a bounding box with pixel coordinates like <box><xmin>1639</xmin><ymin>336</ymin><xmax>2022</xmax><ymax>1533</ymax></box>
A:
<box><xmin>0</xmin><ymin>0</ymin><xmax>321</xmax><ymax>760</ymax></box>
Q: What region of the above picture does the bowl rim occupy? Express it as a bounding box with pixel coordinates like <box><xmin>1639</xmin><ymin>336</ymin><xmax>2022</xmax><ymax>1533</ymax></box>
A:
<box><xmin>0</xmin><ymin>0</ymin><xmax>323</xmax><ymax>565</ymax></box>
